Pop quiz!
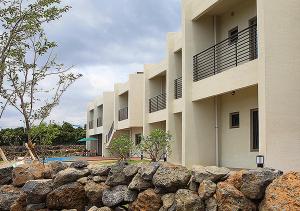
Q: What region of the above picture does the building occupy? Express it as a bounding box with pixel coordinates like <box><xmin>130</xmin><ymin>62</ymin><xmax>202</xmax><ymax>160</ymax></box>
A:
<box><xmin>87</xmin><ymin>0</ymin><xmax>300</xmax><ymax>171</ymax></box>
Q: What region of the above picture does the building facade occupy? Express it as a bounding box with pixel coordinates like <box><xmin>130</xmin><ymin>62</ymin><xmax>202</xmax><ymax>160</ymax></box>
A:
<box><xmin>87</xmin><ymin>0</ymin><xmax>300</xmax><ymax>171</ymax></box>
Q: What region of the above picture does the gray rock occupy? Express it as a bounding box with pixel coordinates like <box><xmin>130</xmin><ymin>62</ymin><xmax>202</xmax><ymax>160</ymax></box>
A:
<box><xmin>26</xmin><ymin>203</ymin><xmax>46</xmax><ymax>211</ymax></box>
<box><xmin>22</xmin><ymin>179</ymin><xmax>53</xmax><ymax>204</ymax></box>
<box><xmin>70</xmin><ymin>160</ymin><xmax>89</xmax><ymax>169</ymax></box>
<box><xmin>102</xmin><ymin>185</ymin><xmax>137</xmax><ymax>207</ymax></box>
<box><xmin>88</xmin><ymin>164</ymin><xmax>111</xmax><ymax>176</ymax></box>
<box><xmin>53</xmin><ymin>167</ymin><xmax>90</xmax><ymax>188</ymax></box>
<box><xmin>84</xmin><ymin>181</ymin><xmax>109</xmax><ymax>207</ymax></box>
<box><xmin>139</xmin><ymin>162</ymin><xmax>160</xmax><ymax>181</ymax></box>
<box><xmin>189</xmin><ymin>178</ymin><xmax>199</xmax><ymax>192</ymax></box>
<box><xmin>77</xmin><ymin>177</ymin><xmax>89</xmax><ymax>185</ymax></box>
<box><xmin>105</xmin><ymin>163</ymin><xmax>129</xmax><ymax>186</ymax></box>
<box><xmin>0</xmin><ymin>185</ymin><xmax>24</xmax><ymax>211</ymax></box>
<box><xmin>160</xmin><ymin>193</ymin><xmax>175</xmax><ymax>211</ymax></box>
<box><xmin>152</xmin><ymin>164</ymin><xmax>191</xmax><ymax>192</ymax></box>
<box><xmin>128</xmin><ymin>173</ymin><xmax>153</xmax><ymax>191</ymax></box>
<box><xmin>93</xmin><ymin>175</ymin><xmax>107</xmax><ymax>183</ymax></box>
<box><xmin>45</xmin><ymin>161</ymin><xmax>68</xmax><ymax>178</ymax></box>
<box><xmin>123</xmin><ymin>164</ymin><xmax>140</xmax><ymax>178</ymax></box>
<box><xmin>192</xmin><ymin>166</ymin><xmax>230</xmax><ymax>184</ymax></box>
<box><xmin>240</xmin><ymin>168</ymin><xmax>282</xmax><ymax>200</ymax></box>
<box><xmin>174</xmin><ymin>189</ymin><xmax>204</xmax><ymax>211</ymax></box>
<box><xmin>88</xmin><ymin>206</ymin><xmax>112</xmax><ymax>211</ymax></box>
<box><xmin>205</xmin><ymin>197</ymin><xmax>217</xmax><ymax>211</ymax></box>
<box><xmin>198</xmin><ymin>180</ymin><xmax>216</xmax><ymax>200</ymax></box>
<box><xmin>0</xmin><ymin>166</ymin><xmax>13</xmax><ymax>185</ymax></box>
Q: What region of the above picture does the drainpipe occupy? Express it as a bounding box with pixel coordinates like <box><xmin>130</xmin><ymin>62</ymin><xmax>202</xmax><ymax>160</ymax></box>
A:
<box><xmin>214</xmin><ymin>15</ymin><xmax>219</xmax><ymax>166</ymax></box>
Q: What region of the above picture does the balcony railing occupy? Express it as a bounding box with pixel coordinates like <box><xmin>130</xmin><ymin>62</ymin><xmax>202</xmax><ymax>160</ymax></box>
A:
<box><xmin>118</xmin><ymin>107</ymin><xmax>128</xmax><ymax>121</ymax></box>
<box><xmin>88</xmin><ymin>120</ymin><xmax>93</xmax><ymax>129</ymax></box>
<box><xmin>193</xmin><ymin>24</ymin><xmax>257</xmax><ymax>82</ymax></box>
<box><xmin>96</xmin><ymin>117</ymin><xmax>103</xmax><ymax>127</ymax></box>
<box><xmin>174</xmin><ymin>76</ymin><xmax>182</xmax><ymax>99</ymax></box>
<box><xmin>106</xmin><ymin>122</ymin><xmax>114</xmax><ymax>143</ymax></box>
<box><xmin>149</xmin><ymin>93</ymin><xmax>166</xmax><ymax>113</ymax></box>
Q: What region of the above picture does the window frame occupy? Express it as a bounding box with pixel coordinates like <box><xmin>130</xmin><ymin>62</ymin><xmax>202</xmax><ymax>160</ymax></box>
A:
<box><xmin>230</xmin><ymin>112</ymin><xmax>240</xmax><ymax>129</ymax></box>
<box><xmin>250</xmin><ymin>108</ymin><xmax>259</xmax><ymax>152</ymax></box>
<box><xmin>135</xmin><ymin>133</ymin><xmax>142</xmax><ymax>146</ymax></box>
<box><xmin>228</xmin><ymin>26</ymin><xmax>239</xmax><ymax>45</ymax></box>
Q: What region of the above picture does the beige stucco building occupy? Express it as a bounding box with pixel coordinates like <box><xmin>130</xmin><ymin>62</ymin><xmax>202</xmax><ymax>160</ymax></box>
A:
<box><xmin>87</xmin><ymin>0</ymin><xmax>300</xmax><ymax>171</ymax></box>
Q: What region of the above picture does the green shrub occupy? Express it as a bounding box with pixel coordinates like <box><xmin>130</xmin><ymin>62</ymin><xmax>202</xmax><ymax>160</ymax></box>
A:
<box><xmin>109</xmin><ymin>135</ymin><xmax>133</xmax><ymax>160</ymax></box>
<box><xmin>138</xmin><ymin>129</ymin><xmax>172</xmax><ymax>162</ymax></box>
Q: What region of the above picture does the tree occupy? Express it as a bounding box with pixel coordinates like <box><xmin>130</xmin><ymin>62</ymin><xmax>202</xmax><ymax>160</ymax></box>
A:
<box><xmin>138</xmin><ymin>129</ymin><xmax>172</xmax><ymax>162</ymax></box>
<box><xmin>109</xmin><ymin>135</ymin><xmax>133</xmax><ymax>161</ymax></box>
<box><xmin>0</xmin><ymin>0</ymin><xmax>82</xmax><ymax>143</ymax></box>
<box><xmin>0</xmin><ymin>127</ymin><xmax>26</xmax><ymax>146</ymax></box>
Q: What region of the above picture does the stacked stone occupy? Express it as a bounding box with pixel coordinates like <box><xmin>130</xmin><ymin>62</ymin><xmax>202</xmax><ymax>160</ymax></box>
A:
<box><xmin>0</xmin><ymin>159</ymin><xmax>300</xmax><ymax>211</ymax></box>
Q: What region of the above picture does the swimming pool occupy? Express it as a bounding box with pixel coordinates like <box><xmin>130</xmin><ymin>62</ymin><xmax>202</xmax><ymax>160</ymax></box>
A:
<box><xmin>44</xmin><ymin>157</ymin><xmax>78</xmax><ymax>163</ymax></box>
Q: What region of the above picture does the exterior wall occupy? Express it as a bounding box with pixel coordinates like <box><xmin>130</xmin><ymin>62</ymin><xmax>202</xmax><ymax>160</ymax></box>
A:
<box><xmin>219</xmin><ymin>86</ymin><xmax>258</xmax><ymax>169</ymax></box>
<box><xmin>257</xmin><ymin>0</ymin><xmax>300</xmax><ymax>171</ymax></box>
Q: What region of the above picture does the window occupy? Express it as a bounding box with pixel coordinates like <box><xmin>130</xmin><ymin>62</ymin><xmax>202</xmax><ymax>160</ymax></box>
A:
<box><xmin>228</xmin><ymin>26</ymin><xmax>239</xmax><ymax>44</ymax></box>
<box><xmin>230</xmin><ymin>112</ymin><xmax>240</xmax><ymax>128</ymax></box>
<box><xmin>251</xmin><ymin>109</ymin><xmax>259</xmax><ymax>151</ymax></box>
<box><xmin>135</xmin><ymin>134</ymin><xmax>142</xmax><ymax>145</ymax></box>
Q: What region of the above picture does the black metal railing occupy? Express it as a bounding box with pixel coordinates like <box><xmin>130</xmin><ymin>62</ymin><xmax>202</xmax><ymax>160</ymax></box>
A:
<box><xmin>106</xmin><ymin>122</ymin><xmax>114</xmax><ymax>142</ymax></box>
<box><xmin>96</xmin><ymin>117</ymin><xmax>103</xmax><ymax>127</ymax></box>
<box><xmin>118</xmin><ymin>107</ymin><xmax>128</xmax><ymax>121</ymax></box>
<box><xmin>88</xmin><ymin>120</ymin><xmax>93</xmax><ymax>129</ymax></box>
<box><xmin>193</xmin><ymin>24</ymin><xmax>257</xmax><ymax>82</ymax></box>
<box><xmin>149</xmin><ymin>93</ymin><xmax>166</xmax><ymax>113</ymax></box>
<box><xmin>174</xmin><ymin>76</ymin><xmax>182</xmax><ymax>99</ymax></box>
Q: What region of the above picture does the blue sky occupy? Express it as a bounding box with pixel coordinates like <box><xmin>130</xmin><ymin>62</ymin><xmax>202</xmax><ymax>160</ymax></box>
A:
<box><xmin>0</xmin><ymin>0</ymin><xmax>181</xmax><ymax>128</ymax></box>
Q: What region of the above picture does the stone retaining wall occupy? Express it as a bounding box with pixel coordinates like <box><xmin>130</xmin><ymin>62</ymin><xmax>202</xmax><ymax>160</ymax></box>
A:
<box><xmin>0</xmin><ymin>160</ymin><xmax>299</xmax><ymax>211</ymax></box>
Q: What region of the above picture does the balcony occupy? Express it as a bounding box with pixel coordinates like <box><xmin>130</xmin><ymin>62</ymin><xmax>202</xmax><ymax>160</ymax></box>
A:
<box><xmin>174</xmin><ymin>77</ymin><xmax>182</xmax><ymax>99</ymax></box>
<box><xmin>193</xmin><ymin>24</ymin><xmax>257</xmax><ymax>82</ymax></box>
<box><xmin>88</xmin><ymin>120</ymin><xmax>93</xmax><ymax>129</ymax></box>
<box><xmin>118</xmin><ymin>107</ymin><xmax>128</xmax><ymax>121</ymax></box>
<box><xmin>149</xmin><ymin>93</ymin><xmax>166</xmax><ymax>113</ymax></box>
<box><xmin>96</xmin><ymin>117</ymin><xmax>103</xmax><ymax>127</ymax></box>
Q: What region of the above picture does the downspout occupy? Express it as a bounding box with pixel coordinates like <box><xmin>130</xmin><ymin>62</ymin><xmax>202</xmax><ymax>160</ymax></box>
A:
<box><xmin>214</xmin><ymin>15</ymin><xmax>219</xmax><ymax>166</ymax></box>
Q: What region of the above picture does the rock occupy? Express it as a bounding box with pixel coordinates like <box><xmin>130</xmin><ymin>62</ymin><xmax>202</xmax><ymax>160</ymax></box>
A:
<box><xmin>259</xmin><ymin>172</ymin><xmax>300</xmax><ymax>210</ymax></box>
<box><xmin>43</xmin><ymin>161</ymin><xmax>68</xmax><ymax>178</ymax></box>
<box><xmin>129</xmin><ymin>189</ymin><xmax>162</xmax><ymax>211</ymax></box>
<box><xmin>77</xmin><ymin>177</ymin><xmax>89</xmax><ymax>185</ymax></box>
<box><xmin>216</xmin><ymin>182</ymin><xmax>256</xmax><ymax>211</ymax></box>
<box><xmin>226</xmin><ymin>170</ymin><xmax>244</xmax><ymax>190</ymax></box>
<box><xmin>105</xmin><ymin>163</ymin><xmax>129</xmax><ymax>186</ymax></box>
<box><xmin>139</xmin><ymin>162</ymin><xmax>160</xmax><ymax>181</ymax></box>
<box><xmin>84</xmin><ymin>181</ymin><xmax>109</xmax><ymax>207</ymax></box>
<box><xmin>0</xmin><ymin>185</ymin><xmax>24</xmax><ymax>211</ymax></box>
<box><xmin>198</xmin><ymin>180</ymin><xmax>216</xmax><ymax>200</ymax></box>
<box><xmin>53</xmin><ymin>167</ymin><xmax>90</xmax><ymax>188</ymax></box>
<box><xmin>189</xmin><ymin>179</ymin><xmax>199</xmax><ymax>192</ymax></box>
<box><xmin>192</xmin><ymin>166</ymin><xmax>230</xmax><ymax>184</ymax></box>
<box><xmin>123</xmin><ymin>164</ymin><xmax>140</xmax><ymax>178</ymax></box>
<box><xmin>88</xmin><ymin>164</ymin><xmax>111</xmax><ymax>176</ymax></box>
<box><xmin>10</xmin><ymin>192</ymin><xmax>27</xmax><ymax>211</ymax></box>
<box><xmin>26</xmin><ymin>203</ymin><xmax>46</xmax><ymax>211</ymax></box>
<box><xmin>88</xmin><ymin>206</ymin><xmax>112</xmax><ymax>211</ymax></box>
<box><xmin>174</xmin><ymin>189</ymin><xmax>204</xmax><ymax>211</ymax></box>
<box><xmin>115</xmin><ymin>207</ymin><xmax>127</xmax><ymax>211</ymax></box>
<box><xmin>160</xmin><ymin>193</ymin><xmax>175</xmax><ymax>211</ymax></box>
<box><xmin>70</xmin><ymin>160</ymin><xmax>89</xmax><ymax>169</ymax></box>
<box><xmin>240</xmin><ymin>168</ymin><xmax>282</xmax><ymax>200</ymax></box>
<box><xmin>102</xmin><ymin>185</ymin><xmax>137</xmax><ymax>207</ymax></box>
<box><xmin>152</xmin><ymin>164</ymin><xmax>191</xmax><ymax>192</ymax></box>
<box><xmin>205</xmin><ymin>196</ymin><xmax>217</xmax><ymax>211</ymax></box>
<box><xmin>0</xmin><ymin>166</ymin><xmax>13</xmax><ymax>185</ymax></box>
<box><xmin>93</xmin><ymin>176</ymin><xmax>107</xmax><ymax>183</ymax></box>
<box><xmin>128</xmin><ymin>173</ymin><xmax>153</xmax><ymax>191</ymax></box>
<box><xmin>22</xmin><ymin>179</ymin><xmax>53</xmax><ymax>204</ymax></box>
<box><xmin>46</xmin><ymin>182</ymin><xmax>87</xmax><ymax>211</ymax></box>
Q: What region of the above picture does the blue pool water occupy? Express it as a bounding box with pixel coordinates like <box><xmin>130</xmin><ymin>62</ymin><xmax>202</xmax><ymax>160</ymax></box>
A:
<box><xmin>44</xmin><ymin>157</ymin><xmax>78</xmax><ymax>163</ymax></box>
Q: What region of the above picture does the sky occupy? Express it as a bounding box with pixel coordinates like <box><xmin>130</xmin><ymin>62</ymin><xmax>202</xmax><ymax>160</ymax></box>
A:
<box><xmin>0</xmin><ymin>0</ymin><xmax>181</xmax><ymax>128</ymax></box>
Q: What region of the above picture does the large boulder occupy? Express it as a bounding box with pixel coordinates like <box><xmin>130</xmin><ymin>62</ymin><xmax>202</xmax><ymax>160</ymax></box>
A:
<box><xmin>88</xmin><ymin>206</ymin><xmax>112</xmax><ymax>211</ymax></box>
<box><xmin>26</xmin><ymin>203</ymin><xmax>46</xmax><ymax>211</ymax></box>
<box><xmin>123</xmin><ymin>164</ymin><xmax>141</xmax><ymax>178</ymax></box>
<box><xmin>102</xmin><ymin>185</ymin><xmax>137</xmax><ymax>207</ymax></box>
<box><xmin>129</xmin><ymin>188</ymin><xmax>162</xmax><ymax>211</ymax></box>
<box><xmin>88</xmin><ymin>164</ymin><xmax>111</xmax><ymax>176</ymax></box>
<box><xmin>240</xmin><ymin>168</ymin><xmax>282</xmax><ymax>200</ymax></box>
<box><xmin>152</xmin><ymin>164</ymin><xmax>191</xmax><ymax>192</ymax></box>
<box><xmin>205</xmin><ymin>196</ymin><xmax>217</xmax><ymax>211</ymax></box>
<box><xmin>159</xmin><ymin>193</ymin><xmax>175</xmax><ymax>211</ymax></box>
<box><xmin>46</xmin><ymin>182</ymin><xmax>87</xmax><ymax>211</ymax></box>
<box><xmin>198</xmin><ymin>180</ymin><xmax>216</xmax><ymax>200</ymax></box>
<box><xmin>93</xmin><ymin>175</ymin><xmax>108</xmax><ymax>183</ymax></box>
<box><xmin>10</xmin><ymin>192</ymin><xmax>27</xmax><ymax>211</ymax></box>
<box><xmin>138</xmin><ymin>162</ymin><xmax>160</xmax><ymax>181</ymax></box>
<box><xmin>174</xmin><ymin>189</ymin><xmax>204</xmax><ymax>211</ymax></box>
<box><xmin>53</xmin><ymin>167</ymin><xmax>90</xmax><ymax>188</ymax></box>
<box><xmin>22</xmin><ymin>179</ymin><xmax>53</xmax><ymax>204</ymax></box>
<box><xmin>43</xmin><ymin>161</ymin><xmax>68</xmax><ymax>178</ymax></box>
<box><xmin>12</xmin><ymin>161</ymin><xmax>45</xmax><ymax>187</ymax></box>
<box><xmin>84</xmin><ymin>181</ymin><xmax>109</xmax><ymax>207</ymax></box>
<box><xmin>128</xmin><ymin>173</ymin><xmax>153</xmax><ymax>191</ymax></box>
<box><xmin>0</xmin><ymin>185</ymin><xmax>24</xmax><ymax>211</ymax></box>
<box><xmin>70</xmin><ymin>160</ymin><xmax>89</xmax><ymax>169</ymax></box>
<box><xmin>191</xmin><ymin>166</ymin><xmax>230</xmax><ymax>184</ymax></box>
<box><xmin>216</xmin><ymin>182</ymin><xmax>256</xmax><ymax>210</ymax></box>
<box><xmin>226</xmin><ymin>170</ymin><xmax>245</xmax><ymax>190</ymax></box>
<box><xmin>105</xmin><ymin>163</ymin><xmax>130</xmax><ymax>186</ymax></box>
<box><xmin>260</xmin><ymin>172</ymin><xmax>300</xmax><ymax>210</ymax></box>
<box><xmin>0</xmin><ymin>166</ymin><xmax>13</xmax><ymax>185</ymax></box>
